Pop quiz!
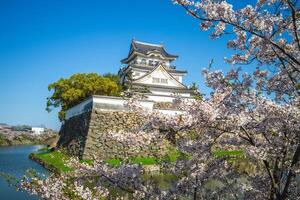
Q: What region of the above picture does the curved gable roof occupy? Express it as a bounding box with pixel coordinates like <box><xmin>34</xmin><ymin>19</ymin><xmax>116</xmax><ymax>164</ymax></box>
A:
<box><xmin>133</xmin><ymin>64</ymin><xmax>187</xmax><ymax>89</ymax></box>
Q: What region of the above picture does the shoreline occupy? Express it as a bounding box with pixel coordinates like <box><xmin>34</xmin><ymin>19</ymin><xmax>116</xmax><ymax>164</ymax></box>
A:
<box><xmin>29</xmin><ymin>149</ymin><xmax>163</xmax><ymax>175</ymax></box>
<box><xmin>0</xmin><ymin>143</ymin><xmax>48</xmax><ymax>147</ymax></box>
<box><xmin>0</xmin><ymin>132</ymin><xmax>58</xmax><ymax>148</ymax></box>
<box><xmin>29</xmin><ymin>152</ymin><xmax>61</xmax><ymax>174</ymax></box>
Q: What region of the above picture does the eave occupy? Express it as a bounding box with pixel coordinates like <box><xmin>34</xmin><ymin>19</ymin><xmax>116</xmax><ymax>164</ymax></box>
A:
<box><xmin>132</xmin><ymin>83</ymin><xmax>193</xmax><ymax>92</ymax></box>
<box><xmin>121</xmin><ymin>52</ymin><xmax>177</xmax><ymax>64</ymax></box>
<box><xmin>129</xmin><ymin>65</ymin><xmax>187</xmax><ymax>75</ymax></box>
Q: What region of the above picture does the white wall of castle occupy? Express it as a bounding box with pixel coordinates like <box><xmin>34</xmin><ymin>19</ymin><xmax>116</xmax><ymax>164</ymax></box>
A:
<box><xmin>65</xmin><ymin>96</ymin><xmax>154</xmax><ymax>120</ymax></box>
<box><xmin>132</xmin><ymin>69</ymin><xmax>183</xmax><ymax>84</ymax></box>
<box><xmin>65</xmin><ymin>97</ymin><xmax>93</xmax><ymax>120</ymax></box>
<box><xmin>146</xmin><ymin>93</ymin><xmax>191</xmax><ymax>102</ymax></box>
<box><xmin>65</xmin><ymin>95</ymin><xmax>193</xmax><ymax>120</ymax></box>
<box><xmin>132</xmin><ymin>70</ymin><xmax>146</xmax><ymax>79</ymax></box>
<box><xmin>146</xmin><ymin>94</ymin><xmax>177</xmax><ymax>102</ymax></box>
<box><xmin>134</xmin><ymin>56</ymin><xmax>170</xmax><ymax>67</ymax></box>
<box><xmin>134</xmin><ymin>67</ymin><xmax>183</xmax><ymax>88</ymax></box>
<box><xmin>150</xmin><ymin>89</ymin><xmax>191</xmax><ymax>97</ymax></box>
<box><xmin>170</xmin><ymin>74</ymin><xmax>182</xmax><ymax>83</ymax></box>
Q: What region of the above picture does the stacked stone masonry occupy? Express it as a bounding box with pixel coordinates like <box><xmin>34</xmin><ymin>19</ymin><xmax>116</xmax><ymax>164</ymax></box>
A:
<box><xmin>57</xmin><ymin>108</ymin><xmax>168</xmax><ymax>160</ymax></box>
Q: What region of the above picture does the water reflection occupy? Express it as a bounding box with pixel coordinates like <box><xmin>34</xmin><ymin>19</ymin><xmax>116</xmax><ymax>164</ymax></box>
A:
<box><xmin>0</xmin><ymin>145</ymin><xmax>48</xmax><ymax>200</ymax></box>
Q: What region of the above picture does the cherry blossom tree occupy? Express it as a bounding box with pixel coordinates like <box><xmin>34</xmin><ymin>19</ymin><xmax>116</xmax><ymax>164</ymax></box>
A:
<box><xmin>173</xmin><ymin>0</ymin><xmax>300</xmax><ymax>101</ymax></box>
<box><xmin>17</xmin><ymin>1</ymin><xmax>300</xmax><ymax>199</ymax></box>
<box><xmin>19</xmin><ymin>80</ymin><xmax>299</xmax><ymax>199</ymax></box>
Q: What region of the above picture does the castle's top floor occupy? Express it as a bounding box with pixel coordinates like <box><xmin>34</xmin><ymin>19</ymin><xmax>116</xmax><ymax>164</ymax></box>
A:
<box><xmin>119</xmin><ymin>40</ymin><xmax>188</xmax><ymax>82</ymax></box>
<box><xmin>121</xmin><ymin>40</ymin><xmax>179</xmax><ymax>68</ymax></box>
<box><xmin>118</xmin><ymin>40</ymin><xmax>194</xmax><ymax>102</ymax></box>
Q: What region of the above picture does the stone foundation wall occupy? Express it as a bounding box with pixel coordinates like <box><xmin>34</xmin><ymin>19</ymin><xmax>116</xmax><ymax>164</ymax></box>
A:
<box><xmin>57</xmin><ymin>111</ymin><xmax>91</xmax><ymax>158</ymax></box>
<box><xmin>57</xmin><ymin>109</ymin><xmax>168</xmax><ymax>160</ymax></box>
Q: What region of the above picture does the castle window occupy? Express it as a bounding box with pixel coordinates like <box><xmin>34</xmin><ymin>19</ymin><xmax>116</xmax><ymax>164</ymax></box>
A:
<box><xmin>149</xmin><ymin>60</ymin><xmax>153</xmax><ymax>66</ymax></box>
<box><xmin>160</xmin><ymin>78</ymin><xmax>168</xmax><ymax>84</ymax></box>
<box><xmin>152</xmin><ymin>77</ymin><xmax>168</xmax><ymax>84</ymax></box>
<box><xmin>141</xmin><ymin>59</ymin><xmax>146</xmax><ymax>65</ymax></box>
<box><xmin>152</xmin><ymin>77</ymin><xmax>160</xmax><ymax>83</ymax></box>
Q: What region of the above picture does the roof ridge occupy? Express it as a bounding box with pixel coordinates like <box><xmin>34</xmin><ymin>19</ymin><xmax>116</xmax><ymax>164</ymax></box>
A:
<box><xmin>133</xmin><ymin>40</ymin><xmax>164</xmax><ymax>47</ymax></box>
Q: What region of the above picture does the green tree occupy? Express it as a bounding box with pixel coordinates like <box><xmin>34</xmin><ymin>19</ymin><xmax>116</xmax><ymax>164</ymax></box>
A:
<box><xmin>103</xmin><ymin>73</ymin><xmax>120</xmax><ymax>84</ymax></box>
<box><xmin>46</xmin><ymin>73</ymin><xmax>122</xmax><ymax>121</ymax></box>
<box><xmin>120</xmin><ymin>69</ymin><xmax>150</xmax><ymax>97</ymax></box>
<box><xmin>190</xmin><ymin>82</ymin><xmax>203</xmax><ymax>100</ymax></box>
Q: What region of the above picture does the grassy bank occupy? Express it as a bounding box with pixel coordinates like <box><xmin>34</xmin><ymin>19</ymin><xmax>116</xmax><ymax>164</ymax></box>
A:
<box><xmin>29</xmin><ymin>150</ymin><xmax>71</xmax><ymax>174</ymax></box>
<box><xmin>29</xmin><ymin>146</ymin><xmax>188</xmax><ymax>174</ymax></box>
<box><xmin>31</xmin><ymin>148</ymin><xmax>246</xmax><ymax>174</ymax></box>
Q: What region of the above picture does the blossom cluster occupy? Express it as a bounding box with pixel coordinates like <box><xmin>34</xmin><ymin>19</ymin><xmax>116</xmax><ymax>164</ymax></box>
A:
<box><xmin>173</xmin><ymin>0</ymin><xmax>300</xmax><ymax>101</ymax></box>
<box><xmin>20</xmin><ymin>78</ymin><xmax>300</xmax><ymax>199</ymax></box>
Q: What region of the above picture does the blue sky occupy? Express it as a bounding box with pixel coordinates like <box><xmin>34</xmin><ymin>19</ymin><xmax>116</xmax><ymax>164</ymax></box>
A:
<box><xmin>0</xmin><ymin>0</ymin><xmax>249</xmax><ymax>130</ymax></box>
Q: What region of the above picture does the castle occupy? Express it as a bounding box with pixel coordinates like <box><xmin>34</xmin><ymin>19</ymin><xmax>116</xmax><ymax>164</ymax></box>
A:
<box><xmin>119</xmin><ymin>40</ymin><xmax>194</xmax><ymax>102</ymax></box>
<box><xmin>65</xmin><ymin>40</ymin><xmax>194</xmax><ymax>120</ymax></box>
<box><xmin>57</xmin><ymin>40</ymin><xmax>195</xmax><ymax>160</ymax></box>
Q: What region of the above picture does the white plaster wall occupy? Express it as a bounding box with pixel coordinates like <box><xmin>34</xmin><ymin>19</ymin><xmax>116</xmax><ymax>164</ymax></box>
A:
<box><xmin>132</xmin><ymin>70</ymin><xmax>146</xmax><ymax>79</ymax></box>
<box><xmin>93</xmin><ymin>96</ymin><xmax>154</xmax><ymax>110</ymax></box>
<box><xmin>146</xmin><ymin>94</ymin><xmax>176</xmax><ymax>102</ymax></box>
<box><xmin>65</xmin><ymin>96</ymin><xmax>155</xmax><ymax>119</ymax></box>
<box><xmin>64</xmin><ymin>94</ymin><xmax>194</xmax><ymax>119</ymax></box>
<box><xmin>65</xmin><ymin>98</ymin><xmax>93</xmax><ymax>120</ymax></box>
<box><xmin>173</xmin><ymin>92</ymin><xmax>191</xmax><ymax>97</ymax></box>
<box><xmin>171</xmin><ymin>75</ymin><xmax>183</xmax><ymax>83</ymax></box>
<box><xmin>146</xmin><ymin>93</ymin><xmax>193</xmax><ymax>102</ymax></box>
<box><xmin>150</xmin><ymin>90</ymin><xmax>173</xmax><ymax>96</ymax></box>
<box><xmin>150</xmin><ymin>89</ymin><xmax>191</xmax><ymax>97</ymax></box>
<box><xmin>136</xmin><ymin>68</ymin><xmax>182</xmax><ymax>88</ymax></box>
<box><xmin>136</xmin><ymin>56</ymin><xmax>170</xmax><ymax>67</ymax></box>
<box><xmin>157</xmin><ymin>109</ymin><xmax>185</xmax><ymax>115</ymax></box>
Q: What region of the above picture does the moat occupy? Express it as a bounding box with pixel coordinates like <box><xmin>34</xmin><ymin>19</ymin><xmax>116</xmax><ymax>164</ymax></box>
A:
<box><xmin>0</xmin><ymin>145</ymin><xmax>49</xmax><ymax>200</ymax></box>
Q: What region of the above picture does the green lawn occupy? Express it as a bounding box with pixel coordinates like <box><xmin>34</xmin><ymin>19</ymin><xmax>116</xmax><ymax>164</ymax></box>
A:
<box><xmin>32</xmin><ymin>148</ymin><xmax>247</xmax><ymax>175</ymax></box>
<box><xmin>31</xmin><ymin>150</ymin><xmax>72</xmax><ymax>173</ymax></box>
<box><xmin>106</xmin><ymin>146</ymin><xmax>187</xmax><ymax>167</ymax></box>
<box><xmin>213</xmin><ymin>150</ymin><xmax>244</xmax><ymax>158</ymax></box>
<box><xmin>31</xmin><ymin>146</ymin><xmax>188</xmax><ymax>172</ymax></box>
<box><xmin>106</xmin><ymin>157</ymin><xmax>159</xmax><ymax>167</ymax></box>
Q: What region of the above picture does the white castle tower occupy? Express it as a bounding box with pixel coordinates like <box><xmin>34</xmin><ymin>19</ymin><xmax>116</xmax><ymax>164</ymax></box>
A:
<box><xmin>65</xmin><ymin>40</ymin><xmax>196</xmax><ymax>120</ymax></box>
<box><xmin>119</xmin><ymin>40</ymin><xmax>194</xmax><ymax>102</ymax></box>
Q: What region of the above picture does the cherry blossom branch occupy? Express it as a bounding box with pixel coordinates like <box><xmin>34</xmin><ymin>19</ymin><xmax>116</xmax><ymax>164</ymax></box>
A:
<box><xmin>286</xmin><ymin>0</ymin><xmax>300</xmax><ymax>52</ymax></box>
<box><xmin>281</xmin><ymin>142</ymin><xmax>300</xmax><ymax>199</ymax></box>
<box><xmin>177</xmin><ymin>1</ymin><xmax>300</xmax><ymax>67</ymax></box>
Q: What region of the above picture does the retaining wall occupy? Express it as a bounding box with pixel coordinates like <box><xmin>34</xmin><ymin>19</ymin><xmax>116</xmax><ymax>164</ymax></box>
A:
<box><xmin>57</xmin><ymin>108</ymin><xmax>168</xmax><ymax>160</ymax></box>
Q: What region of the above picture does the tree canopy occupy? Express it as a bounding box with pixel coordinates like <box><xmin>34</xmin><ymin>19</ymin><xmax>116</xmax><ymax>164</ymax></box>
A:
<box><xmin>46</xmin><ymin>73</ymin><xmax>122</xmax><ymax>121</ymax></box>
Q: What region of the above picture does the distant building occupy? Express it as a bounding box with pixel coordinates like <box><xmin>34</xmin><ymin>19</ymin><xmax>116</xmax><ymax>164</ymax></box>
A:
<box><xmin>119</xmin><ymin>40</ymin><xmax>194</xmax><ymax>102</ymax></box>
<box><xmin>0</xmin><ymin>123</ymin><xmax>10</xmax><ymax>129</ymax></box>
<box><xmin>31</xmin><ymin>127</ymin><xmax>45</xmax><ymax>135</ymax></box>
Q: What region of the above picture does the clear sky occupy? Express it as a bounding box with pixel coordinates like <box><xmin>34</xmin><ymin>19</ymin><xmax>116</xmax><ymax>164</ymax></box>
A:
<box><xmin>0</xmin><ymin>0</ymin><xmax>251</xmax><ymax>130</ymax></box>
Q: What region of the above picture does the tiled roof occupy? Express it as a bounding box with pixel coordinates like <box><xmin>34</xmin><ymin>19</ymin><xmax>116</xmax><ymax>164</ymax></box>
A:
<box><xmin>121</xmin><ymin>40</ymin><xmax>178</xmax><ymax>63</ymax></box>
<box><xmin>131</xmin><ymin>40</ymin><xmax>178</xmax><ymax>58</ymax></box>
<box><xmin>129</xmin><ymin>65</ymin><xmax>187</xmax><ymax>74</ymax></box>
